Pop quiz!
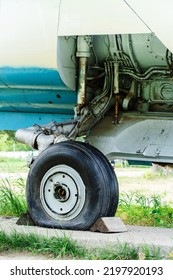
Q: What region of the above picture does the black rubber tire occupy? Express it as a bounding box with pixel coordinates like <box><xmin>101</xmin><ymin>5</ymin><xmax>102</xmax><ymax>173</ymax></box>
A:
<box><xmin>71</xmin><ymin>141</ymin><xmax>119</xmax><ymax>217</ymax></box>
<box><xmin>26</xmin><ymin>141</ymin><xmax>119</xmax><ymax>230</ymax></box>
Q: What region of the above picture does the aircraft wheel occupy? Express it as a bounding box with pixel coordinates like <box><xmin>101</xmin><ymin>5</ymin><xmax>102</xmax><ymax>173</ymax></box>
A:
<box><xmin>26</xmin><ymin>141</ymin><xmax>119</xmax><ymax>230</ymax></box>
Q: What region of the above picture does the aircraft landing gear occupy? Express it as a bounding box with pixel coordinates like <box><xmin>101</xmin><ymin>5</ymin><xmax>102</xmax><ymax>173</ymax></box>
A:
<box><xmin>26</xmin><ymin>141</ymin><xmax>119</xmax><ymax>230</ymax></box>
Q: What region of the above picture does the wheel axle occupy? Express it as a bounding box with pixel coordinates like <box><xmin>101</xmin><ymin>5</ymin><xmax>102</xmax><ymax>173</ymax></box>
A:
<box><xmin>54</xmin><ymin>184</ymin><xmax>70</xmax><ymax>202</ymax></box>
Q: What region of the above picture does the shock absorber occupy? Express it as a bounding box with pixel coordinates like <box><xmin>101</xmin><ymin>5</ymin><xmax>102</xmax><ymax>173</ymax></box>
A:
<box><xmin>113</xmin><ymin>61</ymin><xmax>119</xmax><ymax>123</ymax></box>
<box><xmin>75</xmin><ymin>35</ymin><xmax>91</xmax><ymax>116</ymax></box>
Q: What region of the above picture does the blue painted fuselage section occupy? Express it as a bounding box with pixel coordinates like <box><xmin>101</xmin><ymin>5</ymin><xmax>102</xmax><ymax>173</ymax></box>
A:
<box><xmin>0</xmin><ymin>67</ymin><xmax>76</xmax><ymax>129</ymax></box>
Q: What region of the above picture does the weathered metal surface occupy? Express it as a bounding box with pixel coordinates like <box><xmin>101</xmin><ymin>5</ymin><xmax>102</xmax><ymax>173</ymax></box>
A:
<box><xmin>87</xmin><ymin>113</ymin><xmax>173</xmax><ymax>163</ymax></box>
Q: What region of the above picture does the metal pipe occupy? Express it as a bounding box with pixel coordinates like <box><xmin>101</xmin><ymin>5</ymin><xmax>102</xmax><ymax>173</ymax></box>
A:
<box><xmin>119</xmin><ymin>67</ymin><xmax>170</xmax><ymax>81</ymax></box>
<box><xmin>77</xmin><ymin>57</ymin><xmax>87</xmax><ymax>107</ymax></box>
<box><xmin>113</xmin><ymin>61</ymin><xmax>119</xmax><ymax>94</ymax></box>
<box><xmin>75</xmin><ymin>36</ymin><xmax>91</xmax><ymax>116</ymax></box>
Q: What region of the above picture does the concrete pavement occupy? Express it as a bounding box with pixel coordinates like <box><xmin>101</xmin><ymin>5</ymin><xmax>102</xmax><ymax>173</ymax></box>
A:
<box><xmin>0</xmin><ymin>216</ymin><xmax>172</xmax><ymax>258</ymax></box>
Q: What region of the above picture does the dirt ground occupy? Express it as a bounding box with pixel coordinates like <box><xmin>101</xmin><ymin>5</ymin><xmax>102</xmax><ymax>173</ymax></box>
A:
<box><xmin>0</xmin><ymin>252</ymin><xmax>49</xmax><ymax>260</ymax></box>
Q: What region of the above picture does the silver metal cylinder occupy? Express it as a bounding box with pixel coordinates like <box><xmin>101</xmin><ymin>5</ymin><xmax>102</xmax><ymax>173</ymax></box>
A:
<box><xmin>15</xmin><ymin>128</ymin><xmax>54</xmax><ymax>151</ymax></box>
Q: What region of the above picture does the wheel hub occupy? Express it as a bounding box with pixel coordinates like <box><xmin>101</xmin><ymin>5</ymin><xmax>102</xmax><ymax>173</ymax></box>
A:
<box><xmin>53</xmin><ymin>183</ymin><xmax>70</xmax><ymax>202</ymax></box>
<box><xmin>40</xmin><ymin>165</ymin><xmax>85</xmax><ymax>220</ymax></box>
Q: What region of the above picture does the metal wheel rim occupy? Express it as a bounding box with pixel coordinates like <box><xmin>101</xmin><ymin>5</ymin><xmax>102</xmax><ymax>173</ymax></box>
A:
<box><xmin>40</xmin><ymin>165</ymin><xmax>86</xmax><ymax>221</ymax></box>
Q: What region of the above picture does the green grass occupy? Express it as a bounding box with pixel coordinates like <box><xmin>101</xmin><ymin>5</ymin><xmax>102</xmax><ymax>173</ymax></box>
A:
<box><xmin>0</xmin><ymin>230</ymin><xmax>172</xmax><ymax>260</ymax></box>
<box><xmin>117</xmin><ymin>191</ymin><xmax>173</xmax><ymax>228</ymax></box>
<box><xmin>0</xmin><ymin>157</ymin><xmax>28</xmax><ymax>173</ymax></box>
<box><xmin>0</xmin><ymin>177</ymin><xmax>27</xmax><ymax>216</ymax></box>
<box><xmin>0</xmin><ymin>231</ymin><xmax>85</xmax><ymax>259</ymax></box>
